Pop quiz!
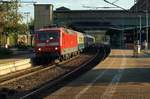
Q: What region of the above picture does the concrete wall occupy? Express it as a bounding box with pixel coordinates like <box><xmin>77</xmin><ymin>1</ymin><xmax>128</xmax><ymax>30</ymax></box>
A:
<box><xmin>34</xmin><ymin>4</ymin><xmax>53</xmax><ymax>30</ymax></box>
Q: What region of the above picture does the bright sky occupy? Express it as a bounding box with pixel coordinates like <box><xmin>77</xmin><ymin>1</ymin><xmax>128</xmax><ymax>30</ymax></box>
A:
<box><xmin>19</xmin><ymin>0</ymin><xmax>135</xmax><ymax>21</ymax></box>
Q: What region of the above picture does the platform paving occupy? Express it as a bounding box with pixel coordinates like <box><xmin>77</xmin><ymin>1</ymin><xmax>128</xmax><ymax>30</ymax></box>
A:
<box><xmin>44</xmin><ymin>49</ymin><xmax>150</xmax><ymax>99</ymax></box>
<box><xmin>0</xmin><ymin>49</ymin><xmax>35</xmax><ymax>75</ymax></box>
<box><xmin>0</xmin><ymin>49</ymin><xmax>34</xmax><ymax>64</ymax></box>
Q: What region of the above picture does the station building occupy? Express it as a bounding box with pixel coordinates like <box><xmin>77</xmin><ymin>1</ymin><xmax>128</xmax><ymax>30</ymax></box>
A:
<box><xmin>34</xmin><ymin>1</ymin><xmax>150</xmax><ymax>48</ymax></box>
<box><xmin>53</xmin><ymin>7</ymin><xmax>150</xmax><ymax>48</ymax></box>
<box><xmin>131</xmin><ymin>0</ymin><xmax>150</xmax><ymax>11</ymax></box>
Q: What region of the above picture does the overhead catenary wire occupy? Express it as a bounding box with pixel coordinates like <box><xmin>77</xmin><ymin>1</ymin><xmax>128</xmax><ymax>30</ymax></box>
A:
<box><xmin>103</xmin><ymin>0</ymin><xmax>129</xmax><ymax>11</ymax></box>
<box><xmin>112</xmin><ymin>0</ymin><xmax>119</xmax><ymax>3</ymax></box>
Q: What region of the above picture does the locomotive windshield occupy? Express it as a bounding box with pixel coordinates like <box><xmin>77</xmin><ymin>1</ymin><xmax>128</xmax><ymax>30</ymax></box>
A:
<box><xmin>37</xmin><ymin>31</ymin><xmax>60</xmax><ymax>41</ymax></box>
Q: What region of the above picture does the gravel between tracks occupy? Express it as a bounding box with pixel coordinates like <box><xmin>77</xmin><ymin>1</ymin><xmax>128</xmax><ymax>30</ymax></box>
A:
<box><xmin>0</xmin><ymin>53</ymin><xmax>93</xmax><ymax>97</ymax></box>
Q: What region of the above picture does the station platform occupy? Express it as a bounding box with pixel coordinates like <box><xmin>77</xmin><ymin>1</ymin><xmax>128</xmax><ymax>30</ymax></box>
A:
<box><xmin>0</xmin><ymin>49</ymin><xmax>35</xmax><ymax>75</ymax></box>
<box><xmin>0</xmin><ymin>53</ymin><xmax>34</xmax><ymax>63</ymax></box>
<box><xmin>0</xmin><ymin>48</ymin><xmax>34</xmax><ymax>64</ymax></box>
<box><xmin>44</xmin><ymin>49</ymin><xmax>150</xmax><ymax>99</ymax></box>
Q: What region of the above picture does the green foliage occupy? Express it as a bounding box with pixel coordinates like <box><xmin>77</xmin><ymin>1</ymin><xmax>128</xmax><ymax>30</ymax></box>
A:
<box><xmin>0</xmin><ymin>0</ymin><xmax>22</xmax><ymax>33</ymax></box>
<box><xmin>8</xmin><ymin>33</ymin><xmax>18</xmax><ymax>46</ymax></box>
<box><xmin>0</xmin><ymin>1</ymin><xmax>34</xmax><ymax>48</ymax></box>
<box><xmin>16</xmin><ymin>23</ymin><xmax>28</xmax><ymax>34</ymax></box>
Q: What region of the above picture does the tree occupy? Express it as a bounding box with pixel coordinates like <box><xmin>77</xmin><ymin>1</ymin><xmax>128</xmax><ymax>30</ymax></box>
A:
<box><xmin>1</xmin><ymin>0</ymin><xmax>22</xmax><ymax>31</ymax></box>
<box><xmin>17</xmin><ymin>23</ymin><xmax>28</xmax><ymax>34</ymax></box>
<box><xmin>0</xmin><ymin>0</ymin><xmax>22</xmax><ymax>31</ymax></box>
<box><xmin>0</xmin><ymin>0</ymin><xmax>22</xmax><ymax>46</ymax></box>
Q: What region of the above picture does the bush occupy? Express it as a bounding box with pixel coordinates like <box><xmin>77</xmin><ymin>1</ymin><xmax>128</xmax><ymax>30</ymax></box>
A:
<box><xmin>8</xmin><ymin>33</ymin><xmax>18</xmax><ymax>46</ymax></box>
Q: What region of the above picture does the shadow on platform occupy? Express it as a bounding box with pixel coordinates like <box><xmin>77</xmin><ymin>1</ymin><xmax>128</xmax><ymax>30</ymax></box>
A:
<box><xmin>109</xmin><ymin>55</ymin><xmax>150</xmax><ymax>58</ymax></box>
<box><xmin>2</xmin><ymin>68</ymin><xmax>150</xmax><ymax>99</ymax></box>
<box><xmin>68</xmin><ymin>68</ymin><xmax>150</xmax><ymax>86</ymax></box>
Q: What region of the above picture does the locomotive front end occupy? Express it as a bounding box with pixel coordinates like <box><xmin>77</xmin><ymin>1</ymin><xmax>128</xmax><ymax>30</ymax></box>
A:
<box><xmin>34</xmin><ymin>29</ymin><xmax>61</xmax><ymax>58</ymax></box>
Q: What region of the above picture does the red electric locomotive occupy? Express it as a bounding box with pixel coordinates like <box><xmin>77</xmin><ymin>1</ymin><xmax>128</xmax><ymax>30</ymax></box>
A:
<box><xmin>34</xmin><ymin>27</ymin><xmax>78</xmax><ymax>60</ymax></box>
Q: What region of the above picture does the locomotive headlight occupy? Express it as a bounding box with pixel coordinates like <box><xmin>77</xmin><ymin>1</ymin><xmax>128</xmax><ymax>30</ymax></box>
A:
<box><xmin>38</xmin><ymin>48</ymin><xmax>41</xmax><ymax>51</ymax></box>
<box><xmin>55</xmin><ymin>47</ymin><xmax>58</xmax><ymax>50</ymax></box>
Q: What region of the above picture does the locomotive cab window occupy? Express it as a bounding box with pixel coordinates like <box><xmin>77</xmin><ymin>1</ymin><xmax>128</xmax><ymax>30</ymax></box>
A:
<box><xmin>37</xmin><ymin>31</ymin><xmax>60</xmax><ymax>41</ymax></box>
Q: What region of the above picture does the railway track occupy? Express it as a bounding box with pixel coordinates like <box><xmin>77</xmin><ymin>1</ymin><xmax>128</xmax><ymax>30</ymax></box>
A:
<box><xmin>0</xmin><ymin>66</ymin><xmax>43</xmax><ymax>84</ymax></box>
<box><xmin>0</xmin><ymin>46</ymin><xmax>110</xmax><ymax>99</ymax></box>
<box><xmin>0</xmin><ymin>55</ymin><xmax>79</xmax><ymax>85</ymax></box>
<box><xmin>0</xmin><ymin>47</ymin><xmax>101</xmax><ymax>99</ymax></box>
<box><xmin>20</xmin><ymin>46</ymin><xmax>110</xmax><ymax>99</ymax></box>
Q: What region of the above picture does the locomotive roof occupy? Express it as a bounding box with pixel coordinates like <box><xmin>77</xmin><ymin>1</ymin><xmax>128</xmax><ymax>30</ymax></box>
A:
<box><xmin>36</xmin><ymin>27</ymin><xmax>82</xmax><ymax>35</ymax></box>
<box><xmin>37</xmin><ymin>27</ymin><xmax>62</xmax><ymax>31</ymax></box>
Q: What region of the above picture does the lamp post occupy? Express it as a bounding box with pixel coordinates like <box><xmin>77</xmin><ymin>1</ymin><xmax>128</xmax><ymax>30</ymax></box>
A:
<box><xmin>24</xmin><ymin>12</ymin><xmax>30</xmax><ymax>29</ymax></box>
<box><xmin>23</xmin><ymin>12</ymin><xmax>30</xmax><ymax>45</ymax></box>
<box><xmin>146</xmin><ymin>10</ymin><xmax>149</xmax><ymax>50</ymax></box>
<box><xmin>147</xmin><ymin>0</ymin><xmax>149</xmax><ymax>50</ymax></box>
<box><xmin>139</xmin><ymin>15</ymin><xmax>142</xmax><ymax>45</ymax></box>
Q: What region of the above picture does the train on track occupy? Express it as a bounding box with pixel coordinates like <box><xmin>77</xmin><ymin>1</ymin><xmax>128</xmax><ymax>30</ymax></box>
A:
<box><xmin>34</xmin><ymin>27</ymin><xmax>95</xmax><ymax>60</ymax></box>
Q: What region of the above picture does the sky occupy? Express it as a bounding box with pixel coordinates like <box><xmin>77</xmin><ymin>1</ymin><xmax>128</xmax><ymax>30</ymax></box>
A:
<box><xmin>19</xmin><ymin>0</ymin><xmax>135</xmax><ymax>22</ymax></box>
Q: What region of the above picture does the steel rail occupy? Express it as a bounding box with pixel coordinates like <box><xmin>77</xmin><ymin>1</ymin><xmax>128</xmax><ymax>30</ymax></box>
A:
<box><xmin>0</xmin><ymin>55</ymin><xmax>79</xmax><ymax>85</ymax></box>
<box><xmin>19</xmin><ymin>51</ymin><xmax>100</xmax><ymax>99</ymax></box>
<box><xmin>0</xmin><ymin>66</ymin><xmax>42</xmax><ymax>83</ymax></box>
